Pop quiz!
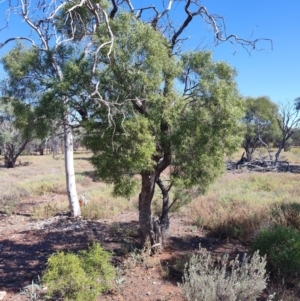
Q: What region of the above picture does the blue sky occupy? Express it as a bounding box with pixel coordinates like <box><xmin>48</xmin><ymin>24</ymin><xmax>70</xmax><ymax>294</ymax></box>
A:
<box><xmin>0</xmin><ymin>0</ymin><xmax>299</xmax><ymax>105</ymax></box>
<box><xmin>181</xmin><ymin>0</ymin><xmax>299</xmax><ymax>104</ymax></box>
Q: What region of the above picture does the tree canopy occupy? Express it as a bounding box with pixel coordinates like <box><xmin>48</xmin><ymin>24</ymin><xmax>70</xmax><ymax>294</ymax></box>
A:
<box><xmin>241</xmin><ymin>96</ymin><xmax>280</xmax><ymax>161</ymax></box>
<box><xmin>0</xmin><ymin>97</ymin><xmax>37</xmax><ymax>167</ymax></box>
<box><xmin>1</xmin><ymin>0</ymin><xmax>271</xmax><ymax>246</ymax></box>
<box><xmin>83</xmin><ymin>13</ymin><xmax>243</xmax><ymax>246</ymax></box>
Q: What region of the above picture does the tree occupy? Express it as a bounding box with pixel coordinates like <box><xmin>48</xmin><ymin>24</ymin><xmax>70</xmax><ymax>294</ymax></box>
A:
<box><xmin>1</xmin><ymin>0</ymin><xmax>271</xmax><ymax>246</ymax></box>
<box><xmin>275</xmin><ymin>100</ymin><xmax>300</xmax><ymax>163</ymax></box>
<box><xmin>83</xmin><ymin>11</ymin><xmax>245</xmax><ymax>247</ymax></box>
<box><xmin>0</xmin><ymin>0</ymin><xmax>114</xmax><ymax>216</ymax></box>
<box><xmin>241</xmin><ymin>96</ymin><xmax>280</xmax><ymax>161</ymax></box>
<box><xmin>294</xmin><ymin>97</ymin><xmax>300</xmax><ymax>110</ymax></box>
<box><xmin>0</xmin><ymin>98</ymin><xmax>34</xmax><ymax>167</ymax></box>
<box><xmin>79</xmin><ymin>1</ymin><xmax>270</xmax><ymax>247</ymax></box>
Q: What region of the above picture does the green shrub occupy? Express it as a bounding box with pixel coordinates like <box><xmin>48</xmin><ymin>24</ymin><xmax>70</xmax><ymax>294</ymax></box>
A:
<box><xmin>79</xmin><ymin>243</ymin><xmax>115</xmax><ymax>292</ymax></box>
<box><xmin>179</xmin><ymin>247</ymin><xmax>267</xmax><ymax>301</ymax></box>
<box><xmin>252</xmin><ymin>226</ymin><xmax>300</xmax><ymax>282</ymax></box>
<box><xmin>43</xmin><ymin>243</ymin><xmax>115</xmax><ymax>301</ymax></box>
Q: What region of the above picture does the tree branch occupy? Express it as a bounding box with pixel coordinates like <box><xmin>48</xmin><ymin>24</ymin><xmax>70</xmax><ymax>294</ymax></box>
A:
<box><xmin>110</xmin><ymin>0</ymin><xmax>118</xmax><ymax>19</ymax></box>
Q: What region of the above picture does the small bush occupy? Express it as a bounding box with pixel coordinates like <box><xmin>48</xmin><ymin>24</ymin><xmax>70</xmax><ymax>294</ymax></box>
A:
<box><xmin>43</xmin><ymin>243</ymin><xmax>115</xmax><ymax>301</ymax></box>
<box><xmin>179</xmin><ymin>247</ymin><xmax>267</xmax><ymax>301</ymax></box>
<box><xmin>252</xmin><ymin>225</ymin><xmax>300</xmax><ymax>282</ymax></box>
<box><xmin>79</xmin><ymin>243</ymin><xmax>115</xmax><ymax>292</ymax></box>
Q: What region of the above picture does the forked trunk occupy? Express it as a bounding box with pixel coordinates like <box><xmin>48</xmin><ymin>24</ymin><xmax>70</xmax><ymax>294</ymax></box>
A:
<box><xmin>275</xmin><ymin>141</ymin><xmax>285</xmax><ymax>164</ymax></box>
<box><xmin>5</xmin><ymin>140</ymin><xmax>29</xmax><ymax>168</ymax></box>
<box><xmin>139</xmin><ymin>172</ymin><xmax>156</xmax><ymax>248</ymax></box>
<box><xmin>64</xmin><ymin>120</ymin><xmax>80</xmax><ymax>217</ymax></box>
<box><xmin>245</xmin><ymin>150</ymin><xmax>253</xmax><ymax>162</ymax></box>
<box><xmin>156</xmin><ymin>178</ymin><xmax>170</xmax><ymax>245</ymax></box>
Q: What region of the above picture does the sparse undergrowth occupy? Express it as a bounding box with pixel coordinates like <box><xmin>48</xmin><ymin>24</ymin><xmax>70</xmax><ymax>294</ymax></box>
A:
<box><xmin>2</xmin><ymin>150</ymin><xmax>300</xmax><ymax>300</ymax></box>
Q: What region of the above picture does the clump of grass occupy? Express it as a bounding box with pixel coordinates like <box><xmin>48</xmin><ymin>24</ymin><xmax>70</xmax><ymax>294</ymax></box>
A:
<box><xmin>75</xmin><ymin>173</ymin><xmax>93</xmax><ymax>187</ymax></box>
<box><xmin>124</xmin><ymin>248</ymin><xmax>145</xmax><ymax>269</ymax></box>
<box><xmin>81</xmin><ymin>198</ymin><xmax>120</xmax><ymax>220</ymax></box>
<box><xmin>31</xmin><ymin>200</ymin><xmax>69</xmax><ymax>220</ymax></box>
<box><xmin>31</xmin><ymin>181</ymin><xmax>56</xmax><ymax>196</ymax></box>
<box><xmin>81</xmin><ymin>186</ymin><xmax>137</xmax><ymax>220</ymax></box>
<box><xmin>191</xmin><ymin>196</ymin><xmax>269</xmax><ymax>241</ymax></box>
<box><xmin>0</xmin><ymin>193</ymin><xmax>18</xmax><ymax>215</ymax></box>
<box><xmin>271</xmin><ymin>203</ymin><xmax>300</xmax><ymax>229</ymax></box>
<box><xmin>0</xmin><ymin>188</ymin><xmax>31</xmax><ymax>214</ymax></box>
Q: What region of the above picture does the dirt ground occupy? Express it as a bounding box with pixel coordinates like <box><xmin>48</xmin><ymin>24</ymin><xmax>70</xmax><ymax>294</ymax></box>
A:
<box><xmin>0</xmin><ymin>196</ymin><xmax>248</xmax><ymax>301</ymax></box>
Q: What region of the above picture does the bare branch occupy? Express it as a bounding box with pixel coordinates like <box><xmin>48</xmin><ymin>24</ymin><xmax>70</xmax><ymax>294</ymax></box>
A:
<box><xmin>0</xmin><ymin>37</ymin><xmax>36</xmax><ymax>48</ymax></box>
<box><xmin>110</xmin><ymin>0</ymin><xmax>118</xmax><ymax>19</ymax></box>
<box><xmin>124</xmin><ymin>0</ymin><xmax>134</xmax><ymax>13</ymax></box>
<box><xmin>151</xmin><ymin>0</ymin><xmax>174</xmax><ymax>28</ymax></box>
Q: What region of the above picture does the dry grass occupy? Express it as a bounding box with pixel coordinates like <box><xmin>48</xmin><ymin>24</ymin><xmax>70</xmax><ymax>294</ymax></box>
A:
<box><xmin>183</xmin><ymin>171</ymin><xmax>300</xmax><ymax>241</ymax></box>
<box><xmin>0</xmin><ymin>151</ymin><xmax>137</xmax><ymax>218</ymax></box>
<box><xmin>1</xmin><ymin>147</ymin><xmax>300</xmax><ymax>240</ymax></box>
<box><xmin>184</xmin><ymin>147</ymin><xmax>300</xmax><ymax>241</ymax></box>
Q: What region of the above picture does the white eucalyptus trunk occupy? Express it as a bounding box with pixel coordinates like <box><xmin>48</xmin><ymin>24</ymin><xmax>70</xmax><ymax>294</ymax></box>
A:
<box><xmin>64</xmin><ymin>118</ymin><xmax>81</xmax><ymax>217</ymax></box>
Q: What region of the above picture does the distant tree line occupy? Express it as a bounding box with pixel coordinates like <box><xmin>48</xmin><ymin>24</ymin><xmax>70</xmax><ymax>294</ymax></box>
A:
<box><xmin>241</xmin><ymin>96</ymin><xmax>300</xmax><ymax>163</ymax></box>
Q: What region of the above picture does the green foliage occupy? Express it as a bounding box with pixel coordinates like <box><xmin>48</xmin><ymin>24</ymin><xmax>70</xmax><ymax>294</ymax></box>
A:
<box><xmin>172</xmin><ymin>52</ymin><xmax>243</xmax><ymax>191</ymax></box>
<box><xmin>55</xmin><ymin>0</ymin><xmax>110</xmax><ymax>41</ymax></box>
<box><xmin>79</xmin><ymin>243</ymin><xmax>115</xmax><ymax>292</ymax></box>
<box><xmin>0</xmin><ymin>98</ymin><xmax>39</xmax><ymax>166</ymax></box>
<box><xmin>252</xmin><ymin>226</ymin><xmax>300</xmax><ymax>282</ymax></box>
<box><xmin>0</xmin><ymin>99</ymin><xmax>35</xmax><ymax>141</ymax></box>
<box><xmin>2</xmin><ymin>43</ymin><xmax>39</xmax><ymax>86</ymax></box>
<box><xmin>1</xmin><ymin>44</ymin><xmax>58</xmax><ymax>141</ymax></box>
<box><xmin>43</xmin><ymin>243</ymin><xmax>115</xmax><ymax>301</ymax></box>
<box><xmin>85</xmin><ymin>37</ymin><xmax>243</xmax><ymax>201</ymax></box>
<box><xmin>180</xmin><ymin>247</ymin><xmax>267</xmax><ymax>301</ymax></box>
<box><xmin>85</xmin><ymin>115</ymin><xmax>156</xmax><ymax>197</ymax></box>
<box><xmin>241</xmin><ymin>96</ymin><xmax>280</xmax><ymax>159</ymax></box>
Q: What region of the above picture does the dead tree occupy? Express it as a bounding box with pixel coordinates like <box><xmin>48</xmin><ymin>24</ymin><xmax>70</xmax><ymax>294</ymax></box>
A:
<box><xmin>275</xmin><ymin>101</ymin><xmax>300</xmax><ymax>164</ymax></box>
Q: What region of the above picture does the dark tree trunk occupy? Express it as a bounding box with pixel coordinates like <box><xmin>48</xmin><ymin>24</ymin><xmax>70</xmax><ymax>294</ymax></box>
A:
<box><xmin>5</xmin><ymin>144</ymin><xmax>15</xmax><ymax>168</ymax></box>
<box><xmin>6</xmin><ymin>159</ymin><xmax>15</xmax><ymax>168</ymax></box>
<box><xmin>245</xmin><ymin>149</ymin><xmax>253</xmax><ymax>162</ymax></box>
<box><xmin>4</xmin><ymin>140</ymin><xmax>29</xmax><ymax>168</ymax></box>
<box><xmin>39</xmin><ymin>145</ymin><xmax>44</xmax><ymax>155</ymax></box>
<box><xmin>138</xmin><ymin>172</ymin><xmax>156</xmax><ymax>248</ymax></box>
<box><xmin>275</xmin><ymin>141</ymin><xmax>285</xmax><ymax>164</ymax></box>
<box><xmin>156</xmin><ymin>178</ymin><xmax>170</xmax><ymax>245</ymax></box>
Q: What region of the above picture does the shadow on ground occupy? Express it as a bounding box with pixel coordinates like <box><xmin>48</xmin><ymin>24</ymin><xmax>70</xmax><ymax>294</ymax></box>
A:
<box><xmin>0</xmin><ymin>212</ymin><xmax>249</xmax><ymax>295</ymax></box>
<box><xmin>0</xmin><ymin>216</ymin><xmax>139</xmax><ymax>293</ymax></box>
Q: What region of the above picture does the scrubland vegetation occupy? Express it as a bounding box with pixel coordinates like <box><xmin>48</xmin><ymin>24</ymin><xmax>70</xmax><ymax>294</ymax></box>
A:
<box><xmin>0</xmin><ymin>1</ymin><xmax>298</xmax><ymax>300</ymax></box>
<box><xmin>1</xmin><ymin>149</ymin><xmax>300</xmax><ymax>300</ymax></box>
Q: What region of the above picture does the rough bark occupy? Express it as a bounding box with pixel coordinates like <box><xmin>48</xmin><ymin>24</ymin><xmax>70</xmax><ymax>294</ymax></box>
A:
<box><xmin>156</xmin><ymin>178</ymin><xmax>170</xmax><ymax>246</ymax></box>
<box><xmin>64</xmin><ymin>120</ymin><xmax>80</xmax><ymax>217</ymax></box>
<box><xmin>138</xmin><ymin>172</ymin><xmax>156</xmax><ymax>248</ymax></box>
<box><xmin>275</xmin><ymin>141</ymin><xmax>285</xmax><ymax>164</ymax></box>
